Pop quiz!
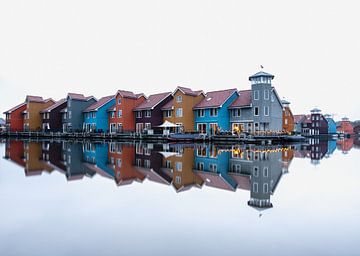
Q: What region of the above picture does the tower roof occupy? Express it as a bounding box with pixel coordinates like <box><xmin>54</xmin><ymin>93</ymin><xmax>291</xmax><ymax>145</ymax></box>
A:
<box><xmin>249</xmin><ymin>71</ymin><xmax>274</xmax><ymax>81</ymax></box>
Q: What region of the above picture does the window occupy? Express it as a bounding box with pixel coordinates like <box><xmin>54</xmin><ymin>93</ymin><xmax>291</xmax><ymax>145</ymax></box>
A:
<box><xmin>110</xmin><ymin>112</ymin><xmax>115</xmax><ymax>118</ymax></box>
<box><xmin>118</xmin><ymin>110</ymin><xmax>122</xmax><ymax>118</ymax></box>
<box><xmin>198</xmin><ymin>109</ymin><xmax>205</xmax><ymax>117</ymax></box>
<box><xmin>136</xmin><ymin>111</ymin><xmax>142</xmax><ymax>118</ymax></box>
<box><xmin>197</xmin><ymin>162</ymin><xmax>204</xmax><ymax>171</ymax></box>
<box><xmin>176</xmin><ymin>95</ymin><xmax>182</xmax><ymax>103</ymax></box>
<box><xmin>92</xmin><ymin>112</ymin><xmax>96</xmax><ymax>118</ymax></box>
<box><xmin>254</xmin><ymin>107</ymin><xmax>259</xmax><ymax>116</ymax></box>
<box><xmin>263</xmin><ymin>183</ymin><xmax>269</xmax><ymax>193</ymax></box>
<box><xmin>285</xmin><ymin>118</ymin><xmax>288</xmax><ymax>125</ymax></box>
<box><xmin>165</xmin><ymin>160</ymin><xmax>171</xmax><ymax>169</ymax></box>
<box><xmin>144</xmin><ymin>159</ymin><xmax>151</xmax><ymax>168</ymax></box>
<box><xmin>253</xmin><ymin>182</ymin><xmax>258</xmax><ymax>193</ymax></box>
<box><xmin>117</xmin><ymin>123</ymin><xmax>123</xmax><ymax>133</ymax></box>
<box><xmin>197</xmin><ymin>123</ymin><xmax>207</xmax><ymax>133</ymax></box>
<box><xmin>118</xmin><ymin>98</ymin><xmax>121</xmax><ymax>105</ymax></box>
<box><xmin>145</xmin><ymin>110</ymin><xmax>151</xmax><ymax>117</ymax></box>
<box><xmin>175</xmin><ymin>176</ymin><xmax>181</xmax><ymax>184</ymax></box>
<box><xmin>264</xmin><ymin>106</ymin><xmax>269</xmax><ymax>116</ymax></box>
<box><xmin>271</xmin><ymin>94</ymin><xmax>275</xmax><ymax>102</ymax></box>
<box><xmin>264</xmin><ymin>90</ymin><xmax>269</xmax><ymax>100</ymax></box>
<box><xmin>253</xmin><ymin>166</ymin><xmax>259</xmax><ymax>177</ymax></box>
<box><xmin>145</xmin><ymin>123</ymin><xmax>151</xmax><ymax>130</ymax></box>
<box><xmin>210</xmin><ymin>108</ymin><xmax>218</xmax><ymax>117</ymax></box>
<box><xmin>232</xmin><ymin>164</ymin><xmax>241</xmax><ymax>173</ymax></box>
<box><xmin>136</xmin><ymin>158</ymin><xmax>141</xmax><ymax>166</ymax></box>
<box><xmin>68</xmin><ymin>101</ymin><xmax>71</xmax><ymax>108</ymax></box>
<box><xmin>197</xmin><ymin>146</ymin><xmax>207</xmax><ymax>157</ymax></box>
<box><xmin>117</xmin><ymin>159</ymin><xmax>122</xmax><ymax>168</ymax></box>
<box><xmin>176</xmin><ymin>108</ymin><xmax>183</xmax><ymax>117</ymax></box>
<box><xmin>263</xmin><ymin>167</ymin><xmax>269</xmax><ymax>177</ymax></box>
<box><xmin>233</xmin><ymin>109</ymin><xmax>241</xmax><ymax>117</ymax></box>
<box><xmin>209</xmin><ymin>163</ymin><xmax>217</xmax><ymax>172</ymax></box>
<box><xmin>254</xmin><ymin>90</ymin><xmax>259</xmax><ymax>100</ymax></box>
<box><xmin>68</xmin><ymin>111</ymin><xmax>72</xmax><ymax>119</ymax></box>
<box><xmin>164</xmin><ymin>110</ymin><xmax>172</xmax><ymax>118</ymax></box>
<box><xmin>175</xmin><ymin>162</ymin><xmax>182</xmax><ymax>172</ymax></box>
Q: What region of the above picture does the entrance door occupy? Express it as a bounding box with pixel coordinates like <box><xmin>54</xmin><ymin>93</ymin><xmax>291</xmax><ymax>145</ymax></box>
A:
<box><xmin>210</xmin><ymin>123</ymin><xmax>218</xmax><ymax>135</ymax></box>
<box><xmin>197</xmin><ymin>123</ymin><xmax>207</xmax><ymax>133</ymax></box>
<box><xmin>136</xmin><ymin>123</ymin><xmax>144</xmax><ymax>133</ymax></box>
<box><xmin>117</xmin><ymin>123</ymin><xmax>123</xmax><ymax>133</ymax></box>
<box><xmin>110</xmin><ymin>123</ymin><xmax>116</xmax><ymax>134</ymax></box>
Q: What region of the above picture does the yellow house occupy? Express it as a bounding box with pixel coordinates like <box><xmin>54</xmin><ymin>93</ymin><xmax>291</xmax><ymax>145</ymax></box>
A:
<box><xmin>162</xmin><ymin>147</ymin><xmax>204</xmax><ymax>192</ymax></box>
<box><xmin>161</xmin><ymin>87</ymin><xmax>205</xmax><ymax>133</ymax></box>
<box><xmin>24</xmin><ymin>141</ymin><xmax>54</xmax><ymax>176</ymax></box>
<box><xmin>23</xmin><ymin>96</ymin><xmax>55</xmax><ymax>131</ymax></box>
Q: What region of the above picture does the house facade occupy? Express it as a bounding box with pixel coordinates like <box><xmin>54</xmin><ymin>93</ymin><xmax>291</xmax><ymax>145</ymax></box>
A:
<box><xmin>193</xmin><ymin>88</ymin><xmax>238</xmax><ymax>135</ymax></box>
<box><xmin>161</xmin><ymin>86</ymin><xmax>205</xmax><ymax>133</ymax></box>
<box><xmin>229</xmin><ymin>71</ymin><xmax>283</xmax><ymax>134</ymax></box>
<box><xmin>109</xmin><ymin>90</ymin><xmax>146</xmax><ymax>134</ymax></box>
<box><xmin>282</xmin><ymin>100</ymin><xmax>295</xmax><ymax>133</ymax></box>
<box><xmin>22</xmin><ymin>96</ymin><xmax>55</xmax><ymax>131</ymax></box>
<box><xmin>293</xmin><ymin>114</ymin><xmax>306</xmax><ymax>134</ymax></box>
<box><xmin>3</xmin><ymin>102</ymin><xmax>27</xmax><ymax>132</ymax></box>
<box><xmin>337</xmin><ymin>117</ymin><xmax>354</xmax><ymax>135</ymax></box>
<box><xmin>83</xmin><ymin>95</ymin><xmax>115</xmax><ymax>133</ymax></box>
<box><xmin>133</xmin><ymin>92</ymin><xmax>172</xmax><ymax>134</ymax></box>
<box><xmin>62</xmin><ymin>93</ymin><xmax>97</xmax><ymax>133</ymax></box>
<box><xmin>40</xmin><ymin>99</ymin><xmax>67</xmax><ymax>132</ymax></box>
<box><xmin>301</xmin><ymin>108</ymin><xmax>328</xmax><ymax>136</ymax></box>
<box><xmin>324</xmin><ymin>114</ymin><xmax>337</xmax><ymax>134</ymax></box>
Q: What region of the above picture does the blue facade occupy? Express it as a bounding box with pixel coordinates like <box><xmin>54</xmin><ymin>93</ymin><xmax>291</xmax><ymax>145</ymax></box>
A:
<box><xmin>84</xmin><ymin>98</ymin><xmax>115</xmax><ymax>132</ymax></box>
<box><xmin>83</xmin><ymin>143</ymin><xmax>115</xmax><ymax>178</ymax></box>
<box><xmin>326</xmin><ymin>117</ymin><xmax>337</xmax><ymax>134</ymax></box>
<box><xmin>194</xmin><ymin>91</ymin><xmax>238</xmax><ymax>135</ymax></box>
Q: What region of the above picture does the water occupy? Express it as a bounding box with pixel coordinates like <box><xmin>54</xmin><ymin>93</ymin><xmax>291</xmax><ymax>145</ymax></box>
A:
<box><xmin>0</xmin><ymin>138</ymin><xmax>360</xmax><ymax>256</ymax></box>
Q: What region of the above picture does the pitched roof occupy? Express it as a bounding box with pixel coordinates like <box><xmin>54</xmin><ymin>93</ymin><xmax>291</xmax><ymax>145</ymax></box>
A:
<box><xmin>249</xmin><ymin>71</ymin><xmax>274</xmax><ymax>80</ymax></box>
<box><xmin>193</xmin><ymin>88</ymin><xmax>237</xmax><ymax>109</ymax></box>
<box><xmin>116</xmin><ymin>90</ymin><xmax>145</xmax><ymax>99</ymax></box>
<box><xmin>196</xmin><ymin>171</ymin><xmax>237</xmax><ymax>191</ymax></box>
<box><xmin>83</xmin><ymin>95</ymin><xmax>114</xmax><ymax>112</ymax></box>
<box><xmin>228</xmin><ymin>90</ymin><xmax>252</xmax><ymax>108</ymax></box>
<box><xmin>293</xmin><ymin>114</ymin><xmax>306</xmax><ymax>123</ymax></box>
<box><xmin>161</xmin><ymin>99</ymin><xmax>174</xmax><ymax>110</ymax></box>
<box><xmin>174</xmin><ymin>86</ymin><xmax>204</xmax><ymax>97</ymax></box>
<box><xmin>134</xmin><ymin>92</ymin><xmax>172</xmax><ymax>110</ymax></box>
<box><xmin>107</xmin><ymin>104</ymin><xmax>116</xmax><ymax>112</ymax></box>
<box><xmin>26</xmin><ymin>95</ymin><xmax>44</xmax><ymax>102</ymax></box>
<box><xmin>67</xmin><ymin>93</ymin><xmax>95</xmax><ymax>101</ymax></box>
<box><xmin>40</xmin><ymin>99</ymin><xmax>67</xmax><ymax>113</ymax></box>
<box><xmin>3</xmin><ymin>102</ymin><xmax>26</xmax><ymax>114</ymax></box>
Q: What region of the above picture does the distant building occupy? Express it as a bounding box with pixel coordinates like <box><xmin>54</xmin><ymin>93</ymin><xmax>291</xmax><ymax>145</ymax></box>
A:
<box><xmin>0</xmin><ymin>118</ymin><xmax>5</xmax><ymax>131</ymax></box>
<box><xmin>324</xmin><ymin>114</ymin><xmax>337</xmax><ymax>134</ymax></box>
<box><xmin>301</xmin><ymin>108</ymin><xmax>328</xmax><ymax>136</ymax></box>
<box><xmin>193</xmin><ymin>88</ymin><xmax>238</xmax><ymax>135</ymax></box>
<box><xmin>293</xmin><ymin>114</ymin><xmax>306</xmax><ymax>134</ymax></box>
<box><xmin>282</xmin><ymin>99</ymin><xmax>294</xmax><ymax>133</ymax></box>
<box><xmin>229</xmin><ymin>71</ymin><xmax>283</xmax><ymax>134</ymax></box>
<box><xmin>337</xmin><ymin>117</ymin><xmax>354</xmax><ymax>135</ymax></box>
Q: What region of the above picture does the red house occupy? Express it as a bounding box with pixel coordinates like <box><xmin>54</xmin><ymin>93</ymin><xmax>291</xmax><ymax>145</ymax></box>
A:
<box><xmin>337</xmin><ymin>117</ymin><xmax>354</xmax><ymax>135</ymax></box>
<box><xmin>3</xmin><ymin>102</ymin><xmax>27</xmax><ymax>132</ymax></box>
<box><xmin>108</xmin><ymin>90</ymin><xmax>146</xmax><ymax>133</ymax></box>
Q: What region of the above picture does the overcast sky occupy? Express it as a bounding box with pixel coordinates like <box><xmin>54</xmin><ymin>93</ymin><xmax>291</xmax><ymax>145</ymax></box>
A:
<box><xmin>0</xmin><ymin>0</ymin><xmax>359</xmax><ymax>120</ymax></box>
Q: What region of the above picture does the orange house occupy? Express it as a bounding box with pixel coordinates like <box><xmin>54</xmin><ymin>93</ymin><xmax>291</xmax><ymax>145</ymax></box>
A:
<box><xmin>282</xmin><ymin>100</ymin><xmax>295</xmax><ymax>133</ymax></box>
<box><xmin>161</xmin><ymin>86</ymin><xmax>205</xmax><ymax>133</ymax></box>
<box><xmin>337</xmin><ymin>117</ymin><xmax>354</xmax><ymax>135</ymax></box>
<box><xmin>23</xmin><ymin>96</ymin><xmax>55</xmax><ymax>131</ymax></box>
<box><xmin>109</xmin><ymin>90</ymin><xmax>146</xmax><ymax>133</ymax></box>
<box><xmin>3</xmin><ymin>102</ymin><xmax>27</xmax><ymax>132</ymax></box>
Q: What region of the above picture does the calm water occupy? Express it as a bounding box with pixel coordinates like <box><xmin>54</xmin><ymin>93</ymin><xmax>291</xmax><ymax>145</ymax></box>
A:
<box><xmin>0</xmin><ymin>138</ymin><xmax>360</xmax><ymax>256</ymax></box>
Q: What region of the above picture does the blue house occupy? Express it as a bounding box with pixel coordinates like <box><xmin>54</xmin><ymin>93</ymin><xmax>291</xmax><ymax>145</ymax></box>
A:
<box><xmin>193</xmin><ymin>145</ymin><xmax>237</xmax><ymax>191</ymax></box>
<box><xmin>325</xmin><ymin>114</ymin><xmax>337</xmax><ymax>134</ymax></box>
<box><xmin>193</xmin><ymin>88</ymin><xmax>239</xmax><ymax>135</ymax></box>
<box><xmin>83</xmin><ymin>142</ymin><xmax>115</xmax><ymax>179</ymax></box>
<box><xmin>83</xmin><ymin>95</ymin><xmax>115</xmax><ymax>133</ymax></box>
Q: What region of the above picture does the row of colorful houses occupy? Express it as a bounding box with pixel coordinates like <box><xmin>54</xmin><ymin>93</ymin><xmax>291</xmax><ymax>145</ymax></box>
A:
<box><xmin>3</xmin><ymin>70</ymin><xmax>358</xmax><ymax>136</ymax></box>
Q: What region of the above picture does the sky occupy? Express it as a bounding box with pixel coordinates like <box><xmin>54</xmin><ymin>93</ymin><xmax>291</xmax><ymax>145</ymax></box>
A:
<box><xmin>0</xmin><ymin>0</ymin><xmax>359</xmax><ymax>120</ymax></box>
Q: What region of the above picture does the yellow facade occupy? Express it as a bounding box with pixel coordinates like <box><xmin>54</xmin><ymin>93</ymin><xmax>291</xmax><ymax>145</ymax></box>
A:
<box><xmin>164</xmin><ymin>89</ymin><xmax>204</xmax><ymax>132</ymax></box>
<box><xmin>24</xmin><ymin>100</ymin><xmax>54</xmax><ymax>131</ymax></box>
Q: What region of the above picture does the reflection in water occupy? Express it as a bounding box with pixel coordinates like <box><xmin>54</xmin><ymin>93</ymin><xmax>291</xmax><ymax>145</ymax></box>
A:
<box><xmin>3</xmin><ymin>138</ymin><xmax>359</xmax><ymax>213</ymax></box>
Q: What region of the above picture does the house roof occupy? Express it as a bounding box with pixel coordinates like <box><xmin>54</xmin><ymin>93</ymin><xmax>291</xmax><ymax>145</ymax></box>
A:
<box><xmin>116</xmin><ymin>90</ymin><xmax>145</xmax><ymax>99</ymax></box>
<box><xmin>134</xmin><ymin>92</ymin><xmax>172</xmax><ymax>111</ymax></box>
<box><xmin>67</xmin><ymin>93</ymin><xmax>95</xmax><ymax>101</ymax></box>
<box><xmin>161</xmin><ymin>99</ymin><xmax>174</xmax><ymax>110</ymax></box>
<box><xmin>249</xmin><ymin>71</ymin><xmax>275</xmax><ymax>80</ymax></box>
<box><xmin>107</xmin><ymin>104</ymin><xmax>116</xmax><ymax>112</ymax></box>
<box><xmin>293</xmin><ymin>114</ymin><xmax>306</xmax><ymax>123</ymax></box>
<box><xmin>40</xmin><ymin>99</ymin><xmax>67</xmax><ymax>113</ymax></box>
<box><xmin>228</xmin><ymin>90</ymin><xmax>252</xmax><ymax>108</ymax></box>
<box><xmin>193</xmin><ymin>88</ymin><xmax>238</xmax><ymax>109</ymax></box>
<box><xmin>83</xmin><ymin>95</ymin><xmax>114</xmax><ymax>113</ymax></box>
<box><xmin>196</xmin><ymin>171</ymin><xmax>237</xmax><ymax>191</ymax></box>
<box><xmin>173</xmin><ymin>86</ymin><xmax>205</xmax><ymax>97</ymax></box>
<box><xmin>25</xmin><ymin>95</ymin><xmax>44</xmax><ymax>102</ymax></box>
<box><xmin>3</xmin><ymin>102</ymin><xmax>26</xmax><ymax>114</ymax></box>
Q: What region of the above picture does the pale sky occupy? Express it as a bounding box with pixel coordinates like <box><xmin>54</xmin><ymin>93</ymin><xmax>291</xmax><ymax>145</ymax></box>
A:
<box><xmin>0</xmin><ymin>0</ymin><xmax>359</xmax><ymax>120</ymax></box>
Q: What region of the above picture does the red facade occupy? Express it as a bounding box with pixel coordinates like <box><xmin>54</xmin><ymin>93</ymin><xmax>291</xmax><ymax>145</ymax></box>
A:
<box><xmin>337</xmin><ymin>119</ymin><xmax>354</xmax><ymax>135</ymax></box>
<box><xmin>4</xmin><ymin>103</ymin><xmax>26</xmax><ymax>132</ymax></box>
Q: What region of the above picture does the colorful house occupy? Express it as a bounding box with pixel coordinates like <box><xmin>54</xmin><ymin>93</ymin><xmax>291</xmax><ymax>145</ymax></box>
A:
<box><xmin>229</xmin><ymin>71</ymin><xmax>283</xmax><ymax>134</ymax></box>
<box><xmin>83</xmin><ymin>95</ymin><xmax>115</xmax><ymax>133</ymax></box>
<box><xmin>301</xmin><ymin>108</ymin><xmax>328</xmax><ymax>136</ymax></box>
<box><xmin>293</xmin><ymin>114</ymin><xmax>306</xmax><ymax>134</ymax></box>
<box><xmin>108</xmin><ymin>90</ymin><xmax>146</xmax><ymax>134</ymax></box>
<box><xmin>324</xmin><ymin>114</ymin><xmax>337</xmax><ymax>135</ymax></box>
<box><xmin>62</xmin><ymin>93</ymin><xmax>97</xmax><ymax>133</ymax></box>
<box><xmin>40</xmin><ymin>98</ymin><xmax>67</xmax><ymax>132</ymax></box>
<box><xmin>161</xmin><ymin>86</ymin><xmax>205</xmax><ymax>133</ymax></box>
<box><xmin>337</xmin><ymin>117</ymin><xmax>354</xmax><ymax>135</ymax></box>
<box><xmin>3</xmin><ymin>102</ymin><xmax>27</xmax><ymax>132</ymax></box>
<box><xmin>193</xmin><ymin>88</ymin><xmax>238</xmax><ymax>135</ymax></box>
<box><xmin>281</xmin><ymin>99</ymin><xmax>294</xmax><ymax>133</ymax></box>
<box><xmin>23</xmin><ymin>96</ymin><xmax>55</xmax><ymax>131</ymax></box>
<box><xmin>354</xmin><ymin>125</ymin><xmax>360</xmax><ymax>135</ymax></box>
<box><xmin>133</xmin><ymin>92</ymin><xmax>172</xmax><ymax>134</ymax></box>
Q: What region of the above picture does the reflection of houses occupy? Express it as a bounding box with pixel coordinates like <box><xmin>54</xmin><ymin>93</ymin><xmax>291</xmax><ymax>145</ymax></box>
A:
<box><xmin>23</xmin><ymin>141</ymin><xmax>54</xmax><ymax>176</ymax></box>
<box><xmin>336</xmin><ymin>138</ymin><xmax>354</xmax><ymax>154</ymax></box>
<box><xmin>194</xmin><ymin>145</ymin><xmax>237</xmax><ymax>191</ymax></box>
<box><xmin>293</xmin><ymin>139</ymin><xmax>328</xmax><ymax>164</ymax></box>
<box><xmin>4</xmin><ymin>140</ymin><xmax>26</xmax><ymax>168</ymax></box>
<box><xmin>108</xmin><ymin>143</ymin><xmax>145</xmax><ymax>185</ymax></box>
<box><xmin>354</xmin><ymin>125</ymin><xmax>360</xmax><ymax>135</ymax></box>
<box><xmin>326</xmin><ymin>140</ymin><xmax>337</xmax><ymax>157</ymax></box>
<box><xmin>161</xmin><ymin>146</ymin><xmax>204</xmax><ymax>192</ymax></box>
<box><xmin>134</xmin><ymin>144</ymin><xmax>172</xmax><ymax>185</ymax></box>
